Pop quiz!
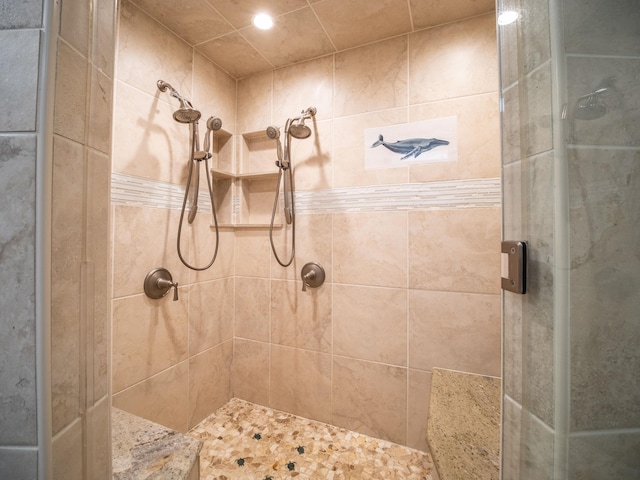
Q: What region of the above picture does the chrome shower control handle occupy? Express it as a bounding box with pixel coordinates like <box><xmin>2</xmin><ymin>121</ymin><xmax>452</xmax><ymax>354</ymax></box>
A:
<box><xmin>301</xmin><ymin>262</ymin><xmax>325</xmax><ymax>292</ymax></box>
<box><xmin>144</xmin><ymin>268</ymin><xmax>179</xmax><ymax>301</ymax></box>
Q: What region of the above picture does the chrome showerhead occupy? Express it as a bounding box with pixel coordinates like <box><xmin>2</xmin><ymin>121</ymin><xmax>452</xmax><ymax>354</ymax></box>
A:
<box><xmin>157</xmin><ymin>79</ymin><xmax>201</xmax><ymax>123</ymax></box>
<box><xmin>287</xmin><ymin>106</ymin><xmax>316</xmax><ymax>139</ymax></box>
<box><xmin>573</xmin><ymin>77</ymin><xmax>618</xmax><ymax>121</ymax></box>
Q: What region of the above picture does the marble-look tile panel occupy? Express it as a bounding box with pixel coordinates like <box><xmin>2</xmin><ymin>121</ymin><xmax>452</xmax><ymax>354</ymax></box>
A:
<box><xmin>87</xmin><ymin>396</ymin><xmax>111</xmax><ymax>480</ymax></box>
<box><xmin>117</xmin><ymin>0</ymin><xmax>192</xmax><ymax>99</ymax></box>
<box><xmin>408</xmin><ymin>369</ymin><xmax>432</xmax><ymax>452</ymax></box>
<box><xmin>563</xmin><ymin>0</ymin><xmax>640</xmax><ymax>56</ymax></box>
<box><xmin>197</xmin><ymin>31</ymin><xmax>274</xmax><ymax>80</ymax></box>
<box><xmin>113</xmin><ymin>361</ymin><xmax>190</xmax><ymax>433</ymax></box>
<box><xmin>92</xmin><ymin>0</ymin><xmax>116</xmax><ymax>77</ymax></box>
<box><xmin>411</xmin><ymin>0</ymin><xmax>494</xmax><ymax>29</ymax></box>
<box><xmin>522</xmin><ymin>62</ymin><xmax>553</xmax><ymax>158</ymax></box>
<box><xmin>332</xmin><ymin>109</ymin><xmax>408</xmax><ymax>188</ymax></box>
<box><xmin>333</xmin><ymin>284</ymin><xmax>407</xmax><ymax>366</ymax></box>
<box><xmin>271</xmin><ymin>279</ymin><xmax>332</xmax><ymax>353</ymax></box>
<box><xmin>232</xmin><ymin>338</ymin><xmax>270</xmax><ymax>405</ymax></box>
<box><xmin>51</xmin><ymin>135</ymin><xmax>83</xmax><ymax>435</ymax></box>
<box><xmin>502</xmin><ymin>159</ymin><xmax>522</xmax><ymax>241</ymax></box>
<box><xmin>569</xmin><ymin>431</ymin><xmax>640</xmax><ymax>479</ymax></box>
<box><xmin>498</xmin><ymin>0</ymin><xmax>519</xmax><ymax>89</ymax></box>
<box><xmin>408</xmin><ymin>290</ymin><xmax>501</xmax><ymax>376</ymax></box>
<box><xmin>519</xmin><ymin>0</ymin><xmax>551</xmax><ymax>76</ymax></box>
<box><xmin>427</xmin><ymin>369</ymin><xmax>500</xmax><ymax>480</ymax></box>
<box><xmin>287</xmin><ymin>119</ymin><xmax>333</xmax><ymax>192</ymax></box>
<box><xmin>60</xmin><ymin>0</ymin><xmax>90</xmax><ymax>56</ymax></box>
<box><xmin>270</xmin><ymin>345</ymin><xmax>332</xmax><ymax>424</ymax></box>
<box><xmin>332</xmin><ymin>356</ymin><xmax>407</xmax><ymax>445</ymax></box>
<box><xmin>186</xmin><ymin>212</ymin><xmax>235</xmax><ymax>282</ymax></box>
<box><xmin>519</xmin><ymin>410</ymin><xmax>555</xmax><ymax>480</ymax></box>
<box><xmin>53</xmin><ymin>40</ymin><xmax>88</xmax><ymax>143</ymax></box>
<box><xmin>334</xmin><ymin>211</ymin><xmax>408</xmax><ymax>288</ymax></box>
<box><xmin>52</xmin><ymin>419</ymin><xmax>83</xmax><ymax>480</ymax></box>
<box><xmin>409</xmin><ymin>93</ymin><xmax>501</xmax><ymax>182</ymax></box>
<box><xmin>334</xmin><ymin>36</ymin><xmax>408</xmax><ymax>117</ymax></box>
<box><xmin>314</xmin><ymin>0</ymin><xmax>411</xmax><ymax>51</ymax></box>
<box><xmin>568</xmin><ymin>147</ymin><xmax>640</xmax><ymax>431</ymax></box>
<box><xmin>188</xmin><ymin>278</ymin><xmax>234</xmax><ymax>356</ymax></box>
<box><xmin>409</xmin><ymin>14</ymin><xmax>498</xmax><ymax>104</ymax></box>
<box><xmin>234</xmin><ymin>277</ymin><xmax>270</xmax><ymax>342</ymax></box>
<box><xmin>209</xmin><ymin>0</ymin><xmax>307</xmax><ymax>29</ymax></box>
<box><xmin>501</xmin><ymin>83</ymin><xmax>521</xmax><ymax>165</ymax></box>
<box><xmin>409</xmin><ymin>208</ymin><xmax>501</xmax><ymax>294</ymax></box>
<box><xmin>0</xmin><ymin>0</ymin><xmax>42</xmax><ymax>28</ymax></box>
<box><xmin>0</xmin><ymin>135</ymin><xmax>37</xmax><ymax>446</ymax></box>
<box><xmin>193</xmin><ymin>52</ymin><xmax>237</xmax><ymax>134</ymax></box>
<box><xmin>0</xmin><ymin>30</ymin><xmax>39</xmax><ymax>131</ymax></box>
<box><xmin>0</xmin><ymin>447</ymin><xmax>38</xmax><ymax>480</ymax></box>
<box><xmin>88</xmin><ymin>67</ymin><xmax>113</xmax><ymax>155</ymax></box>
<box><xmin>237</xmin><ymin>68</ymin><xmax>273</xmax><ymax>135</ymax></box>
<box><xmin>503</xmin><ymin>291</ymin><xmax>523</xmax><ymax>403</ymax></box>
<box><xmin>188</xmin><ymin>341</ymin><xmax>233</xmax><ymax>429</ymax></box>
<box><xmin>501</xmin><ymin>395</ymin><xmax>522</xmax><ymax>480</ymax></box>
<box><xmin>273</xmin><ymin>56</ymin><xmax>334</xmax><ymax>123</ymax></box>
<box><xmin>234</xmin><ymin>230</ymin><xmax>271</xmax><ymax>277</ymax></box>
<box><xmin>112</xmin><ymin>291</ymin><xmax>189</xmax><ymax>393</ymax></box>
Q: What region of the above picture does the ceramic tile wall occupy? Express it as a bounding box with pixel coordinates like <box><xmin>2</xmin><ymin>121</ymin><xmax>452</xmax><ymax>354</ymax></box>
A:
<box><xmin>232</xmin><ymin>13</ymin><xmax>501</xmax><ymax>451</ymax></box>
<box><xmin>0</xmin><ymin>2</ymin><xmax>42</xmax><ymax>476</ymax></box>
<box><xmin>111</xmin><ymin>0</ymin><xmax>236</xmax><ymax>432</ymax></box>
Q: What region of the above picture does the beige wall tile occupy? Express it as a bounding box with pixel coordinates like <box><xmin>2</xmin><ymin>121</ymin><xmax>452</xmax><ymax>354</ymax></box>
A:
<box><xmin>289</xmin><ymin>119</ymin><xmax>333</xmax><ymax>192</ymax></box>
<box><xmin>408</xmin><ymin>369</ymin><xmax>432</xmax><ymax>452</ymax></box>
<box><xmin>88</xmin><ymin>67</ymin><xmax>113</xmax><ymax>155</ymax></box>
<box><xmin>270</xmin><ymin>345</ymin><xmax>332</xmax><ymax>424</ymax></box>
<box><xmin>408</xmin><ymin>290</ymin><xmax>501</xmax><ymax>376</ymax></box>
<box><xmin>234</xmin><ymin>230</ymin><xmax>271</xmax><ymax>277</ymax></box>
<box><xmin>273</xmin><ymin>56</ymin><xmax>334</xmax><ymax>122</ymax></box>
<box><xmin>112</xmin><ymin>361</ymin><xmax>190</xmax><ymax>432</ymax></box>
<box><xmin>54</xmin><ymin>41</ymin><xmax>87</xmax><ymax>143</ymax></box>
<box><xmin>411</xmin><ymin>0</ymin><xmax>494</xmax><ymax>29</ymax></box>
<box><xmin>333</xmin><ymin>109</ymin><xmax>408</xmax><ymax>188</ymax></box>
<box><xmin>60</xmin><ymin>0</ymin><xmax>89</xmax><ymax>56</ymax></box>
<box><xmin>117</xmin><ymin>0</ymin><xmax>192</xmax><ymax>99</ymax></box>
<box><xmin>409</xmin><ymin>93</ymin><xmax>500</xmax><ymax>182</ymax></box>
<box><xmin>189</xmin><ymin>225</ymin><xmax>235</xmax><ymax>284</ymax></box>
<box><xmin>193</xmin><ymin>52</ymin><xmax>237</xmax><ymax>134</ymax></box>
<box><xmin>332</xmin><ymin>356</ymin><xmax>407</xmax><ymax>445</ymax></box>
<box><xmin>409</xmin><ymin>208</ymin><xmax>501</xmax><ymax>294</ymax></box>
<box><xmin>212</xmin><ymin>0</ymin><xmax>308</xmax><ymax>29</ymax></box>
<box><xmin>112</xmin><ymin>204</ymin><xmax>190</xmax><ymax>298</ymax></box>
<box><xmin>232</xmin><ymin>339</ymin><xmax>270</xmax><ymax>404</ymax></box>
<box><xmin>197</xmin><ymin>32</ymin><xmax>274</xmax><ymax>80</ymax></box>
<box><xmin>86</xmin><ymin>396</ymin><xmax>111</xmax><ymax>480</ymax></box>
<box><xmin>234</xmin><ymin>277</ymin><xmax>270</xmax><ymax>342</ymax></box>
<box><xmin>271</xmin><ymin>279</ymin><xmax>332</xmax><ymax>353</ymax></box>
<box><xmin>237</xmin><ymin>71</ymin><xmax>273</xmax><ymax>133</ymax></box>
<box><xmin>92</xmin><ymin>0</ymin><xmax>116</xmax><ymax>77</ymax></box>
<box><xmin>189</xmin><ymin>278</ymin><xmax>234</xmax><ymax>356</ymax></box>
<box><xmin>271</xmin><ymin>213</ymin><xmax>332</xmax><ymax>282</ymax></box>
<box><xmin>52</xmin><ymin>419</ymin><xmax>83</xmax><ymax>480</ymax></box>
<box><xmin>189</xmin><ymin>340</ymin><xmax>233</xmax><ymax>429</ymax></box>
<box><xmin>333</xmin><ymin>285</ymin><xmax>407</xmax><ymax>366</ymax></box>
<box><xmin>112</xmin><ymin>292</ymin><xmax>189</xmax><ymax>393</ymax></box>
<box><xmin>409</xmin><ymin>14</ymin><xmax>498</xmax><ymax>104</ymax></box>
<box><xmin>334</xmin><ymin>211</ymin><xmax>408</xmax><ymax>288</ymax></box>
<box><xmin>335</xmin><ymin>36</ymin><xmax>408</xmax><ymax>117</ymax></box>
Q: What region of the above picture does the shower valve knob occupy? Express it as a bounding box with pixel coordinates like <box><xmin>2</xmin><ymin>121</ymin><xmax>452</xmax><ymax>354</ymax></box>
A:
<box><xmin>144</xmin><ymin>268</ymin><xmax>179</xmax><ymax>301</ymax></box>
<box><xmin>301</xmin><ymin>262</ymin><xmax>325</xmax><ymax>292</ymax></box>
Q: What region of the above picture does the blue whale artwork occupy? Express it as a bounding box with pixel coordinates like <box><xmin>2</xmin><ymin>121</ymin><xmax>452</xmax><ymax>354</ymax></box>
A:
<box><xmin>371</xmin><ymin>135</ymin><xmax>449</xmax><ymax>160</ymax></box>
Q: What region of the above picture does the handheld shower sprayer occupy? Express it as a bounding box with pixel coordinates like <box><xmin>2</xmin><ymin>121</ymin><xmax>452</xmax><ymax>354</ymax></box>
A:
<box><xmin>203</xmin><ymin>116</ymin><xmax>223</xmax><ymax>154</ymax></box>
<box><xmin>266</xmin><ymin>125</ymin><xmax>283</xmax><ymax>165</ymax></box>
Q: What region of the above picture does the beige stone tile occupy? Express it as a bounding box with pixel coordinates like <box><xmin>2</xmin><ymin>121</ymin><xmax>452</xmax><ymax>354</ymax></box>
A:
<box><xmin>92</xmin><ymin>0</ymin><xmax>116</xmax><ymax>77</ymax></box>
<box><xmin>274</xmin><ymin>56</ymin><xmax>334</xmax><ymax>123</ymax></box>
<box><xmin>188</xmin><ymin>221</ymin><xmax>235</xmax><ymax>284</ymax></box>
<box><xmin>501</xmin><ymin>83</ymin><xmax>521</xmax><ymax>165</ymax></box>
<box><xmin>241</xmin><ymin>8</ymin><xmax>335</xmax><ymax>68</ymax></box>
<box><xmin>271</xmin><ymin>213</ymin><xmax>332</xmax><ymax>282</ymax></box>
<box><xmin>234</xmin><ymin>229</ymin><xmax>271</xmax><ymax>277</ymax></box>
<box><xmin>188</xmin><ymin>340</ymin><xmax>233</xmax><ymax>429</ymax></box>
<box><xmin>197</xmin><ymin>32</ymin><xmax>273</xmax><ymax>80</ymax></box>
<box><xmin>51</xmin><ymin>135</ymin><xmax>83</xmax><ymax>435</ymax></box>
<box><xmin>232</xmin><ymin>339</ymin><xmax>270</xmax><ymax>405</ymax></box>
<box><xmin>335</xmin><ymin>36</ymin><xmax>408</xmax><ymax>117</ymax></box>
<box><xmin>409</xmin><ymin>208</ymin><xmax>501</xmax><ymax>294</ymax></box>
<box><xmin>117</xmin><ymin>0</ymin><xmax>192</xmax><ymax>98</ymax></box>
<box><xmin>112</xmin><ymin>361</ymin><xmax>190</xmax><ymax>432</ymax></box>
<box><xmin>408</xmin><ymin>290</ymin><xmax>501</xmax><ymax>376</ymax></box>
<box><xmin>112</xmin><ymin>292</ymin><xmax>189</xmax><ymax>393</ymax></box>
<box><xmin>270</xmin><ymin>345</ymin><xmax>332</xmax><ymax>424</ymax></box>
<box><xmin>522</xmin><ymin>63</ymin><xmax>552</xmax><ymax>157</ymax></box>
<box><xmin>409</xmin><ymin>93</ymin><xmax>501</xmax><ymax>182</ymax></box>
<box><xmin>314</xmin><ymin>0</ymin><xmax>411</xmax><ymax>51</ymax></box>
<box><xmin>332</xmin><ymin>356</ymin><xmax>407</xmax><ymax>445</ymax></box>
<box><xmin>128</xmin><ymin>0</ymin><xmax>232</xmax><ymax>46</ymax></box>
<box><xmin>234</xmin><ymin>277</ymin><xmax>270</xmax><ymax>342</ymax></box>
<box><xmin>208</xmin><ymin>0</ymin><xmax>308</xmax><ymax>29</ymax></box>
<box><xmin>333</xmin><ymin>284</ymin><xmax>407</xmax><ymax>366</ymax></box>
<box><xmin>270</xmin><ymin>279</ymin><xmax>332</xmax><ymax>353</ymax></box>
<box><xmin>409</xmin><ymin>14</ymin><xmax>498</xmax><ymax>104</ymax></box>
<box><xmin>86</xmin><ymin>396</ymin><xmax>111</xmax><ymax>480</ymax></box>
<box><xmin>408</xmin><ymin>369</ymin><xmax>432</xmax><ymax>452</ymax></box>
<box><xmin>112</xmin><ymin>204</ymin><xmax>190</xmax><ymax>298</ymax></box>
<box><xmin>411</xmin><ymin>0</ymin><xmax>494</xmax><ymax>29</ymax></box>
<box><xmin>189</xmin><ymin>278</ymin><xmax>234</xmax><ymax>356</ymax></box>
<box><xmin>54</xmin><ymin>41</ymin><xmax>88</xmax><ymax>143</ymax></box>
<box><xmin>333</xmin><ymin>211</ymin><xmax>408</xmax><ymax>288</ymax></box>
<box><xmin>60</xmin><ymin>0</ymin><xmax>90</xmax><ymax>56</ymax></box>
<box><xmin>88</xmin><ymin>66</ymin><xmax>113</xmax><ymax>155</ymax></box>
<box><xmin>52</xmin><ymin>419</ymin><xmax>83</xmax><ymax>480</ymax></box>
<box><xmin>289</xmin><ymin>119</ymin><xmax>333</xmax><ymax>192</ymax></box>
<box><xmin>333</xmin><ymin>109</ymin><xmax>409</xmax><ymax>188</ymax></box>
<box><xmin>237</xmin><ymin>71</ymin><xmax>273</xmax><ymax>134</ymax></box>
<box><xmin>112</xmin><ymin>80</ymin><xmax>190</xmax><ymax>184</ymax></box>
<box><xmin>193</xmin><ymin>52</ymin><xmax>237</xmax><ymax>134</ymax></box>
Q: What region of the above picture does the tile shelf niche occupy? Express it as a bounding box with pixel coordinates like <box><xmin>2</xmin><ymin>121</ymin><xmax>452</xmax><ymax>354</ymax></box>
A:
<box><xmin>209</xmin><ymin>129</ymin><xmax>282</xmax><ymax>228</ymax></box>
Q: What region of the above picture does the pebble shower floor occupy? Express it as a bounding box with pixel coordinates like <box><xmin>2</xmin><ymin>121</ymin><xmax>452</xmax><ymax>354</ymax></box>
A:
<box><xmin>188</xmin><ymin>398</ymin><xmax>439</xmax><ymax>480</ymax></box>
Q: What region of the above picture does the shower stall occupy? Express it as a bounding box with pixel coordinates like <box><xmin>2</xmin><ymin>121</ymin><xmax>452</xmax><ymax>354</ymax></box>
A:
<box><xmin>499</xmin><ymin>0</ymin><xmax>640</xmax><ymax>477</ymax></box>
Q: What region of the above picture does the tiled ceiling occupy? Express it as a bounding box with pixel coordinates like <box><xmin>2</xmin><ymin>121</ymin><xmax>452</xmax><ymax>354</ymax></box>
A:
<box><xmin>128</xmin><ymin>0</ymin><xmax>496</xmax><ymax>79</ymax></box>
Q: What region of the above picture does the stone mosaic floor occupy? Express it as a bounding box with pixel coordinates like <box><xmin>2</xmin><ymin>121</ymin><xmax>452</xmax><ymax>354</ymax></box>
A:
<box><xmin>188</xmin><ymin>398</ymin><xmax>438</xmax><ymax>480</ymax></box>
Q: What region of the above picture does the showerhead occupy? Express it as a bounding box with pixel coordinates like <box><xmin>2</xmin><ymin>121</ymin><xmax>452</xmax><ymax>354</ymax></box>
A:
<box><xmin>158</xmin><ymin>79</ymin><xmax>201</xmax><ymax>123</ymax></box>
<box><xmin>266</xmin><ymin>125</ymin><xmax>280</xmax><ymax>139</ymax></box>
<box><xmin>287</xmin><ymin>106</ymin><xmax>317</xmax><ymax>139</ymax></box>
<box><xmin>573</xmin><ymin>77</ymin><xmax>618</xmax><ymax>121</ymax></box>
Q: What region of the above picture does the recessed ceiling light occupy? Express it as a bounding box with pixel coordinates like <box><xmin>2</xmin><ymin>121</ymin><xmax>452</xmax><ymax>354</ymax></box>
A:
<box><xmin>253</xmin><ymin>13</ymin><xmax>273</xmax><ymax>30</ymax></box>
<box><xmin>497</xmin><ymin>10</ymin><xmax>519</xmax><ymax>25</ymax></box>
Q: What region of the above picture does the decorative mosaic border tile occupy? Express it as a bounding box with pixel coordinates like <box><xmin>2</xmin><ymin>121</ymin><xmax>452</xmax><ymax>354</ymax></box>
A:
<box><xmin>111</xmin><ymin>172</ymin><xmax>500</xmax><ymax>214</ymax></box>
